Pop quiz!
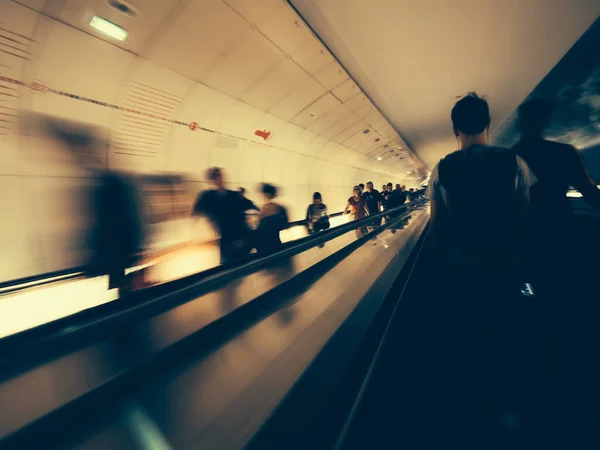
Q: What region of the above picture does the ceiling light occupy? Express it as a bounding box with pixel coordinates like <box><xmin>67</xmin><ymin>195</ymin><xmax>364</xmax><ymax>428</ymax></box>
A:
<box><xmin>89</xmin><ymin>16</ymin><xmax>128</xmax><ymax>41</ymax></box>
<box><xmin>376</xmin><ymin>156</ymin><xmax>382</xmax><ymax>161</ymax></box>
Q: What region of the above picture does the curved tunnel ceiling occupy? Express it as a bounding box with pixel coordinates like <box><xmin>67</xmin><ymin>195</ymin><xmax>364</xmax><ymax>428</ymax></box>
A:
<box><xmin>0</xmin><ymin>0</ymin><xmax>428</xmax><ymax>281</ymax></box>
<box><xmin>291</xmin><ymin>0</ymin><xmax>600</xmax><ymax>168</ymax></box>
<box><xmin>1</xmin><ymin>0</ymin><xmax>423</xmax><ymax>186</ymax></box>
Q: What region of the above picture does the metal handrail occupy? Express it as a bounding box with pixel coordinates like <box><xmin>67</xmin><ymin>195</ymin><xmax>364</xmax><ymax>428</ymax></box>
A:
<box><xmin>0</xmin><ymin>200</ymin><xmax>427</xmax><ymax>353</ymax></box>
<box><xmin>0</xmin><ymin>210</ymin><xmax>344</xmax><ymax>296</ymax></box>
<box><xmin>0</xmin><ymin>199</ymin><xmax>423</xmax><ymax>296</ymax></box>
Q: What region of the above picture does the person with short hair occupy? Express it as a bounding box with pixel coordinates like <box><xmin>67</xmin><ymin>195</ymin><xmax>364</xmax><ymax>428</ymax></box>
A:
<box><xmin>362</xmin><ymin>181</ymin><xmax>382</xmax><ymax>226</ymax></box>
<box><xmin>512</xmin><ymin>98</ymin><xmax>600</xmax><ymax>297</ymax></box>
<box><xmin>426</xmin><ymin>92</ymin><xmax>537</xmax><ymax>441</ymax></box>
<box><xmin>193</xmin><ymin>168</ymin><xmax>252</xmax><ymax>263</ymax></box>
<box><xmin>358</xmin><ymin>183</ymin><xmax>365</xmax><ymax>195</ymax></box>
<box><xmin>306</xmin><ymin>192</ymin><xmax>330</xmax><ymax>234</ymax></box>
<box><xmin>512</xmin><ymin>98</ymin><xmax>600</xmax><ymax>220</ymax></box>
<box><xmin>381</xmin><ymin>182</ymin><xmax>395</xmax><ymax>211</ymax></box>
<box><xmin>427</xmin><ymin>92</ymin><xmax>535</xmax><ymax>269</ymax></box>
<box><xmin>255</xmin><ymin>183</ymin><xmax>289</xmax><ymax>253</ymax></box>
<box><xmin>394</xmin><ymin>184</ymin><xmax>407</xmax><ymax>206</ymax></box>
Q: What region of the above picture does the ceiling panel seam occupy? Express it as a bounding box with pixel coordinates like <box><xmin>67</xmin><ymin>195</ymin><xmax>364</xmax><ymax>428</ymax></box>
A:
<box><xmin>285</xmin><ymin>0</ymin><xmax>428</xmax><ymax>170</ymax></box>
<box><xmin>6</xmin><ymin>0</ymin><xmax>410</xmax><ymax>178</ymax></box>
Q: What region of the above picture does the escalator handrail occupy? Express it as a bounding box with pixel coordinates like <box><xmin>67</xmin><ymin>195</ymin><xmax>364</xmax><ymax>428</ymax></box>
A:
<box><xmin>0</xmin><ymin>200</ymin><xmax>427</xmax><ymax>354</ymax></box>
<box><xmin>0</xmin><ymin>201</ymin><xmax>420</xmax><ymax>295</ymax></box>
<box><xmin>0</xmin><ymin>205</ymin><xmax>429</xmax><ymax>449</ymax></box>
<box><xmin>0</xmin><ymin>210</ymin><xmax>347</xmax><ymax>295</ymax></box>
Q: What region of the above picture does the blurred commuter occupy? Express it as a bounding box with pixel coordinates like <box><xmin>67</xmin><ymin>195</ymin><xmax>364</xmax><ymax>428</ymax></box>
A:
<box><xmin>362</xmin><ymin>181</ymin><xmax>382</xmax><ymax>219</ymax></box>
<box><xmin>238</xmin><ymin>186</ymin><xmax>260</xmax><ymax>231</ymax></box>
<box><xmin>193</xmin><ymin>168</ymin><xmax>252</xmax><ymax>264</ymax></box>
<box><xmin>358</xmin><ymin>183</ymin><xmax>365</xmax><ymax>194</ymax></box>
<box><xmin>90</xmin><ymin>172</ymin><xmax>146</xmax><ymax>292</ymax></box>
<box><xmin>513</xmin><ymin>99</ymin><xmax>600</xmax><ymax>263</ymax></box>
<box><xmin>255</xmin><ymin>183</ymin><xmax>289</xmax><ymax>253</ymax></box>
<box><xmin>238</xmin><ymin>187</ymin><xmax>259</xmax><ymax>212</ymax></box>
<box><xmin>381</xmin><ymin>182</ymin><xmax>395</xmax><ymax>211</ymax></box>
<box><xmin>362</xmin><ymin>182</ymin><xmax>382</xmax><ymax>227</ymax></box>
<box><xmin>512</xmin><ymin>100</ymin><xmax>600</xmax><ymax>415</ymax></box>
<box><xmin>427</xmin><ymin>93</ymin><xmax>536</xmax><ymax>434</ymax></box>
<box><xmin>427</xmin><ymin>93</ymin><xmax>535</xmax><ymax>271</ymax></box>
<box><xmin>45</xmin><ymin>118</ymin><xmax>146</xmax><ymax>294</ymax></box>
<box><xmin>306</xmin><ymin>192</ymin><xmax>330</xmax><ymax>234</ymax></box>
<box><xmin>344</xmin><ymin>186</ymin><xmax>367</xmax><ymax>220</ymax></box>
<box><xmin>408</xmin><ymin>188</ymin><xmax>416</xmax><ymax>201</ymax></box>
<box><xmin>394</xmin><ymin>184</ymin><xmax>407</xmax><ymax>206</ymax></box>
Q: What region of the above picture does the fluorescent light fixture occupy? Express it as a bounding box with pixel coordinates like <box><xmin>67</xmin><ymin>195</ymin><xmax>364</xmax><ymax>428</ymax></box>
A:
<box><xmin>376</xmin><ymin>156</ymin><xmax>383</xmax><ymax>161</ymax></box>
<box><xmin>89</xmin><ymin>16</ymin><xmax>128</xmax><ymax>41</ymax></box>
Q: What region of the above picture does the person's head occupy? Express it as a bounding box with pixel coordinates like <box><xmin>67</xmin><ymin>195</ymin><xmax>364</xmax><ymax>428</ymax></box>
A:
<box><xmin>381</xmin><ymin>184</ymin><xmax>386</xmax><ymax>191</ymax></box>
<box><xmin>517</xmin><ymin>98</ymin><xmax>553</xmax><ymax>137</ymax></box>
<box><xmin>313</xmin><ymin>191</ymin><xmax>322</xmax><ymax>204</ymax></box>
<box><xmin>366</xmin><ymin>181</ymin><xmax>374</xmax><ymax>192</ymax></box>
<box><xmin>401</xmin><ymin>184</ymin><xmax>406</xmax><ymax>191</ymax></box>
<box><xmin>238</xmin><ymin>186</ymin><xmax>246</xmax><ymax>196</ymax></box>
<box><xmin>353</xmin><ymin>186</ymin><xmax>361</xmax><ymax>197</ymax></box>
<box><xmin>44</xmin><ymin>116</ymin><xmax>102</xmax><ymax>170</ymax></box>
<box><xmin>261</xmin><ymin>183</ymin><xmax>278</xmax><ymax>201</ymax></box>
<box><xmin>409</xmin><ymin>188</ymin><xmax>414</xmax><ymax>192</ymax></box>
<box><xmin>387</xmin><ymin>182</ymin><xmax>393</xmax><ymax>191</ymax></box>
<box><xmin>451</xmin><ymin>92</ymin><xmax>490</xmax><ymax>147</ymax></box>
<box><xmin>208</xmin><ymin>167</ymin><xmax>224</xmax><ymax>189</ymax></box>
<box><xmin>358</xmin><ymin>183</ymin><xmax>365</xmax><ymax>192</ymax></box>
<box><xmin>395</xmin><ymin>184</ymin><xmax>401</xmax><ymax>191</ymax></box>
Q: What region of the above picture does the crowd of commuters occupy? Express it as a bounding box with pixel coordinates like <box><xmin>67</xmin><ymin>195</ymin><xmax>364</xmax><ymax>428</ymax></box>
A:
<box><xmin>343</xmin><ymin>182</ymin><xmax>423</xmax><ymax>221</ymax></box>
<box><xmin>192</xmin><ymin>167</ymin><xmax>290</xmax><ymax>264</ymax></box>
<box><xmin>191</xmin><ymin>166</ymin><xmax>424</xmax><ymax>264</ymax></box>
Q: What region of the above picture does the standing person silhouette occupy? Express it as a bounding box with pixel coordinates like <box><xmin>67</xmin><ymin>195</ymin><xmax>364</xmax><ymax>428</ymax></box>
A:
<box><xmin>343</xmin><ymin>186</ymin><xmax>367</xmax><ymax>220</ymax></box>
<box><xmin>426</xmin><ymin>93</ymin><xmax>536</xmax><ymax>443</ymax></box>
<box><xmin>255</xmin><ymin>183</ymin><xmax>289</xmax><ymax>254</ymax></box>
<box><xmin>193</xmin><ymin>168</ymin><xmax>252</xmax><ymax>264</ymax></box>
<box><xmin>512</xmin><ymin>98</ymin><xmax>600</xmax><ymax>276</ymax></box>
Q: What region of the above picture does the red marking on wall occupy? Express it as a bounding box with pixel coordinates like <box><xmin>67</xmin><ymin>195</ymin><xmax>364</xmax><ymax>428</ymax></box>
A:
<box><xmin>189</xmin><ymin>122</ymin><xmax>198</xmax><ymax>131</ymax></box>
<box><xmin>254</xmin><ymin>129</ymin><xmax>272</xmax><ymax>141</ymax></box>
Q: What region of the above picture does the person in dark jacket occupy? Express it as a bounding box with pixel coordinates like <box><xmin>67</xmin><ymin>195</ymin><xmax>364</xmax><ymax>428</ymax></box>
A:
<box><xmin>255</xmin><ymin>183</ymin><xmax>289</xmax><ymax>253</ymax></box>
<box><xmin>512</xmin><ymin>98</ymin><xmax>600</xmax><ymax>299</ymax></box>
<box><xmin>193</xmin><ymin>168</ymin><xmax>252</xmax><ymax>264</ymax></box>
<box><xmin>426</xmin><ymin>93</ymin><xmax>537</xmax><ymax>438</ymax></box>
<box><xmin>45</xmin><ymin>117</ymin><xmax>146</xmax><ymax>294</ymax></box>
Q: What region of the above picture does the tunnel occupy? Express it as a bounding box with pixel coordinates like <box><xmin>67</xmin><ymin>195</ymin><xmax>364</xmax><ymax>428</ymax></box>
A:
<box><xmin>0</xmin><ymin>0</ymin><xmax>599</xmax><ymax>449</ymax></box>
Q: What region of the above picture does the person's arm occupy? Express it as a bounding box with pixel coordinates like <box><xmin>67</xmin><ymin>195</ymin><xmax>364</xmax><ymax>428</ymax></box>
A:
<box><xmin>425</xmin><ymin>165</ymin><xmax>447</xmax><ymax>251</ymax></box>
<box><xmin>343</xmin><ymin>201</ymin><xmax>351</xmax><ymax>214</ymax></box>
<box><xmin>306</xmin><ymin>206</ymin><xmax>313</xmax><ymax>230</ymax></box>
<box><xmin>568</xmin><ymin>147</ymin><xmax>600</xmax><ymax>209</ymax></box>
<box><xmin>242</xmin><ymin>196</ymin><xmax>259</xmax><ymax>212</ymax></box>
<box><xmin>281</xmin><ymin>206</ymin><xmax>289</xmax><ymax>229</ymax></box>
<box><xmin>514</xmin><ymin>156</ymin><xmax>536</xmax><ymax>249</ymax></box>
